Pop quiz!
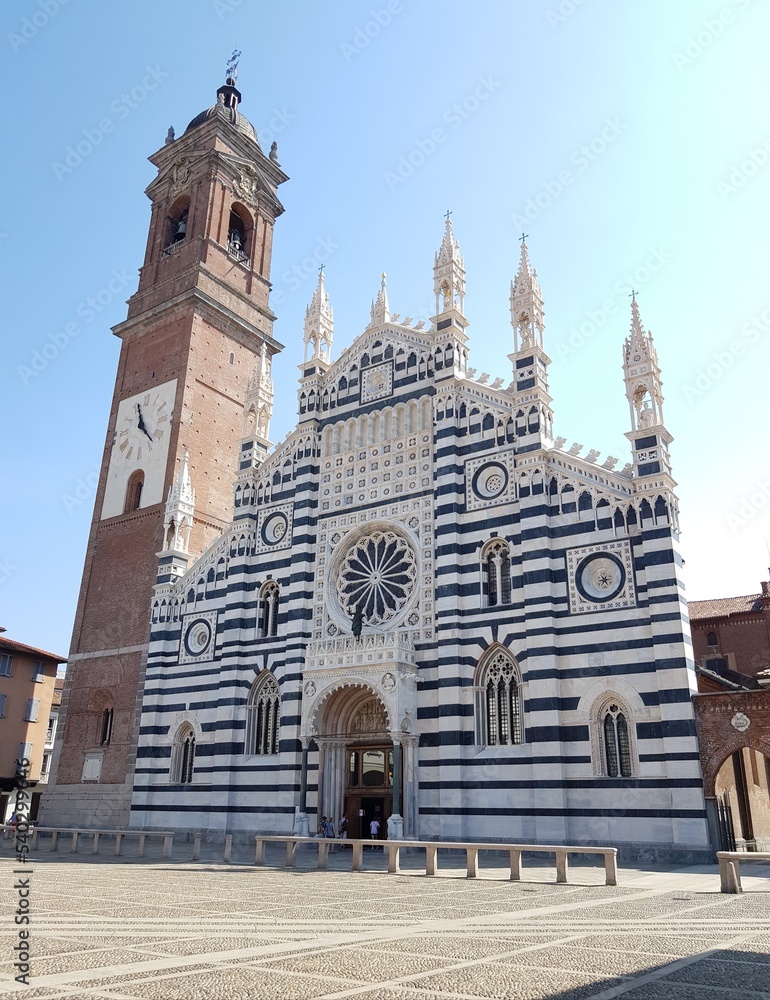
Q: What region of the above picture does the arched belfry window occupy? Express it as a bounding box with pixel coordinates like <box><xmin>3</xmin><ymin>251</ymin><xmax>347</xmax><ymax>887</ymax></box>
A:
<box><xmin>482</xmin><ymin>539</ymin><xmax>511</xmax><ymax>607</ymax></box>
<box><xmin>601</xmin><ymin>702</ymin><xmax>632</xmax><ymax>778</ymax></box>
<box><xmin>124</xmin><ymin>470</ymin><xmax>144</xmax><ymax>513</ymax></box>
<box><xmin>227</xmin><ymin>207</ymin><xmax>249</xmax><ymax>263</ymax></box>
<box><xmin>259</xmin><ymin>581</ymin><xmax>280</xmax><ymax>638</ymax></box>
<box><xmin>475</xmin><ymin>649</ymin><xmax>523</xmax><ymax>747</ymax></box>
<box><xmin>170</xmin><ymin>724</ymin><xmax>195</xmax><ymax>784</ymax></box>
<box><xmin>245</xmin><ymin>672</ymin><xmax>280</xmax><ymax>756</ymax></box>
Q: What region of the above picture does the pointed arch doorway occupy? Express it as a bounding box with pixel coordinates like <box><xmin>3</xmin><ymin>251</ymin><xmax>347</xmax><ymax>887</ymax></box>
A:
<box><xmin>315</xmin><ymin>686</ymin><xmax>403</xmax><ymax>840</ymax></box>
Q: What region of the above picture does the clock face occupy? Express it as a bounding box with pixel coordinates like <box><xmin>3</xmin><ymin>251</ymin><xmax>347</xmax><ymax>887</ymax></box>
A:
<box><xmin>101</xmin><ymin>379</ymin><xmax>177</xmax><ymax>519</ymax></box>
<box><xmin>117</xmin><ymin>391</ymin><xmax>172</xmax><ymax>466</ymax></box>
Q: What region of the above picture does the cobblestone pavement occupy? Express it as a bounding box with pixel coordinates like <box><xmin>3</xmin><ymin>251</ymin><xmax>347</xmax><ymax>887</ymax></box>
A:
<box><xmin>1</xmin><ymin>846</ymin><xmax>769</xmax><ymax>999</ymax></box>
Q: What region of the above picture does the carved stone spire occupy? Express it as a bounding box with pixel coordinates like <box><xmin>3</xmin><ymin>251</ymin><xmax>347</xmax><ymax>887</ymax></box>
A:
<box><xmin>303</xmin><ymin>268</ymin><xmax>334</xmax><ymax>363</ymax></box>
<box><xmin>162</xmin><ymin>452</ymin><xmax>195</xmax><ymax>556</ymax></box>
<box><xmin>510</xmin><ymin>237</ymin><xmax>545</xmax><ymax>353</ymax></box>
<box><xmin>433</xmin><ymin>213</ymin><xmax>466</xmax><ymax>318</ymax></box>
<box><xmin>622</xmin><ymin>294</ymin><xmax>675</xmax><ymax>491</ymax></box>
<box><xmin>368</xmin><ymin>273</ymin><xmax>390</xmax><ymax>328</ymax></box>
<box><xmin>623</xmin><ymin>293</ymin><xmax>664</xmax><ymax>434</ymax></box>
<box><xmin>244</xmin><ymin>339</ymin><xmax>274</xmax><ymax>447</ymax></box>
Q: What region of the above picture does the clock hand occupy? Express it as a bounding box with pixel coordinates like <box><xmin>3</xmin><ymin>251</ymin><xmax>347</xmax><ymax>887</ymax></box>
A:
<box><xmin>136</xmin><ymin>405</ymin><xmax>154</xmax><ymax>445</ymax></box>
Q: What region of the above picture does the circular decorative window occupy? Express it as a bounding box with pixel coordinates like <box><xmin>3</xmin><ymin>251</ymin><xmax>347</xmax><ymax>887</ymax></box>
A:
<box><xmin>261</xmin><ymin>511</ymin><xmax>288</xmax><ymax>546</ymax></box>
<box><xmin>472</xmin><ymin>462</ymin><xmax>508</xmax><ymax>501</ymax></box>
<box><xmin>184</xmin><ymin>619</ymin><xmax>212</xmax><ymax>657</ymax></box>
<box><xmin>575</xmin><ymin>553</ymin><xmax>626</xmax><ymax>603</ymax></box>
<box><xmin>335</xmin><ymin>529</ymin><xmax>417</xmax><ymax>627</ymax></box>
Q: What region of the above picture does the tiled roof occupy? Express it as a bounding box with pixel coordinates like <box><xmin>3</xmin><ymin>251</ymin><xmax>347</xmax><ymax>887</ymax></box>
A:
<box><xmin>689</xmin><ymin>593</ymin><xmax>766</xmax><ymax>620</ymax></box>
<box><xmin>0</xmin><ymin>636</ymin><xmax>67</xmax><ymax>662</ymax></box>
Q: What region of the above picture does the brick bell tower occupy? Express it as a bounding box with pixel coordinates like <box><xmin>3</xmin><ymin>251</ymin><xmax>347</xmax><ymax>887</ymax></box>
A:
<box><xmin>42</xmin><ymin>60</ymin><xmax>288</xmax><ymax>827</ymax></box>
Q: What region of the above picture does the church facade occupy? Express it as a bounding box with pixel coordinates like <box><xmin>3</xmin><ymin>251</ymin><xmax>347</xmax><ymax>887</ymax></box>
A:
<box><xmin>126</xmin><ymin>83</ymin><xmax>710</xmax><ymax>861</ymax></box>
<box><xmin>45</xmin><ymin>69</ymin><xmax>710</xmax><ymax>860</ymax></box>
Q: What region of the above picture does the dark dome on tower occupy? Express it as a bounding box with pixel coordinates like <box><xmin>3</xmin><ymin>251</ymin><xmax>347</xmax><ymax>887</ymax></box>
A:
<box><xmin>184</xmin><ymin>77</ymin><xmax>259</xmax><ymax>145</ymax></box>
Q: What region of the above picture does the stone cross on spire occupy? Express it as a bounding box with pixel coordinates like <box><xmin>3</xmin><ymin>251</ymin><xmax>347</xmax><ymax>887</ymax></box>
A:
<box><xmin>369</xmin><ymin>272</ymin><xmax>391</xmax><ymax>328</ymax></box>
<box><xmin>433</xmin><ymin>215</ymin><xmax>466</xmax><ymax>318</ymax></box>
<box><xmin>510</xmin><ymin>237</ymin><xmax>544</xmax><ymax>352</ymax></box>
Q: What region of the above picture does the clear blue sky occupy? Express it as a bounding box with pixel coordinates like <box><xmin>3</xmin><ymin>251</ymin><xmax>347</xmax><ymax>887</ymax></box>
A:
<box><xmin>2</xmin><ymin>0</ymin><xmax>769</xmax><ymax>656</ymax></box>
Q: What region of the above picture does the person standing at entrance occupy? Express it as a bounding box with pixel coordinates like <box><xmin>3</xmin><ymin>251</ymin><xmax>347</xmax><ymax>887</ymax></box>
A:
<box><xmin>369</xmin><ymin>816</ymin><xmax>380</xmax><ymax>847</ymax></box>
<box><xmin>338</xmin><ymin>814</ymin><xmax>348</xmax><ymax>842</ymax></box>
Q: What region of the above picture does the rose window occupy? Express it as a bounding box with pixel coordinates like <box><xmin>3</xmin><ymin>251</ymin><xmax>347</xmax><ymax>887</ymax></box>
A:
<box><xmin>336</xmin><ymin>530</ymin><xmax>417</xmax><ymax>625</ymax></box>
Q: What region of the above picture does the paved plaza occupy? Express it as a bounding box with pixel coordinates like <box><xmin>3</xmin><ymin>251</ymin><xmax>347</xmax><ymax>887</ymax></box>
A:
<box><xmin>1</xmin><ymin>845</ymin><xmax>769</xmax><ymax>999</ymax></box>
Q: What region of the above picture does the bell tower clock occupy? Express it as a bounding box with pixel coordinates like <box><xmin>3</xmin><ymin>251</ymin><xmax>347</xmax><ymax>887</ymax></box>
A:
<box><xmin>42</xmin><ymin>65</ymin><xmax>288</xmax><ymax>827</ymax></box>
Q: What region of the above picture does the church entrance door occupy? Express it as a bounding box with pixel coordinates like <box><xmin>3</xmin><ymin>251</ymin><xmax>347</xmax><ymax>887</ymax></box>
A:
<box><xmin>344</xmin><ymin>744</ymin><xmax>401</xmax><ymax>840</ymax></box>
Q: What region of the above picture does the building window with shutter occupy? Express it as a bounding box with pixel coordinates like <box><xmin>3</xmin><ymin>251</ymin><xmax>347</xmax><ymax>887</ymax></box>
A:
<box><xmin>24</xmin><ymin>699</ymin><xmax>40</xmax><ymax>723</ymax></box>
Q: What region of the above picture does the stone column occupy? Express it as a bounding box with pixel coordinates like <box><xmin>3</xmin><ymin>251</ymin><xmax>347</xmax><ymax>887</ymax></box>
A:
<box><xmin>293</xmin><ymin>739</ymin><xmax>310</xmax><ymax>837</ymax></box>
<box><xmin>387</xmin><ymin>735</ymin><xmax>404</xmax><ymax>840</ymax></box>
<box><xmin>402</xmin><ymin>736</ymin><xmax>419</xmax><ymax>839</ymax></box>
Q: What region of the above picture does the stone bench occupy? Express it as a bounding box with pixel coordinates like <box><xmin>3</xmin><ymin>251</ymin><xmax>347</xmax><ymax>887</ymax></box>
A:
<box><xmin>717</xmin><ymin>850</ymin><xmax>770</xmax><ymax>893</ymax></box>
<box><xmin>0</xmin><ymin>826</ymin><xmax>174</xmax><ymax>860</ymax></box>
<box><xmin>252</xmin><ymin>835</ymin><xmax>618</xmax><ymax>885</ymax></box>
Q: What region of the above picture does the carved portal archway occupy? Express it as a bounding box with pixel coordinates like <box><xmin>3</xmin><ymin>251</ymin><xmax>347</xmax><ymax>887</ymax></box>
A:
<box><xmin>307</xmin><ymin>684</ymin><xmax>415</xmax><ymax>840</ymax></box>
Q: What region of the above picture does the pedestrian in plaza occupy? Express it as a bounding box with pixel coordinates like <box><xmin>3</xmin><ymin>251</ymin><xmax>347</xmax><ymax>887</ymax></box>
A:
<box><xmin>316</xmin><ymin>816</ymin><xmax>327</xmax><ymax>838</ymax></box>
<box><xmin>338</xmin><ymin>814</ymin><xmax>348</xmax><ymax>844</ymax></box>
<box><xmin>326</xmin><ymin>816</ymin><xmax>336</xmax><ymax>850</ymax></box>
<box><xmin>369</xmin><ymin>816</ymin><xmax>380</xmax><ymax>847</ymax></box>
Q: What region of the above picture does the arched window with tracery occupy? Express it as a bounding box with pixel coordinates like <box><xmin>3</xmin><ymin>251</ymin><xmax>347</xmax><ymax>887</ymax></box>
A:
<box><xmin>482</xmin><ymin>539</ymin><xmax>511</xmax><ymax>607</ymax></box>
<box><xmin>245</xmin><ymin>672</ymin><xmax>280</xmax><ymax>755</ymax></box>
<box><xmin>170</xmin><ymin>723</ymin><xmax>196</xmax><ymax>784</ymax></box>
<box><xmin>475</xmin><ymin>649</ymin><xmax>523</xmax><ymax>747</ymax></box>
<box><xmin>259</xmin><ymin>581</ymin><xmax>280</xmax><ymax>638</ymax></box>
<box><xmin>601</xmin><ymin>702</ymin><xmax>632</xmax><ymax>778</ymax></box>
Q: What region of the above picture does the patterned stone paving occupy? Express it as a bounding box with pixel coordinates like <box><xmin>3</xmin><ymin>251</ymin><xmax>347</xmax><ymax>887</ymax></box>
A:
<box><xmin>0</xmin><ymin>849</ymin><xmax>769</xmax><ymax>999</ymax></box>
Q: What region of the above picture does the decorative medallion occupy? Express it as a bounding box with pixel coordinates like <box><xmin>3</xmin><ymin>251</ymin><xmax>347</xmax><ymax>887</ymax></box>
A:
<box><xmin>565</xmin><ymin>540</ymin><xmax>636</xmax><ymax>615</ymax></box>
<box><xmin>465</xmin><ymin>450</ymin><xmax>516</xmax><ymax>511</ymax></box>
<box><xmin>170</xmin><ymin>157</ymin><xmax>190</xmax><ymax>195</ymax></box>
<box><xmin>179</xmin><ymin>610</ymin><xmax>218</xmax><ymax>663</ymax></box>
<box><xmin>361</xmin><ymin>362</ymin><xmax>393</xmax><ymax>404</ymax></box>
<box><xmin>304</xmin><ymin>680</ymin><xmax>316</xmax><ymax>697</ymax></box>
<box><xmin>381</xmin><ymin>672</ymin><xmax>396</xmax><ymax>691</ymax></box>
<box><xmin>472</xmin><ymin>461</ymin><xmax>508</xmax><ymax>501</ymax></box>
<box><xmin>261</xmin><ymin>511</ymin><xmax>289</xmax><ymax>546</ymax></box>
<box><xmin>731</xmin><ymin>712</ymin><xmax>750</xmax><ymax>733</ymax></box>
<box><xmin>575</xmin><ymin>554</ymin><xmax>626</xmax><ymax>603</ymax></box>
<box><xmin>233</xmin><ymin>165</ymin><xmax>259</xmax><ymax>205</ymax></box>
<box><xmin>255</xmin><ymin>503</ymin><xmax>293</xmax><ymax>554</ymax></box>
<box><xmin>336</xmin><ymin>529</ymin><xmax>417</xmax><ymax>626</ymax></box>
